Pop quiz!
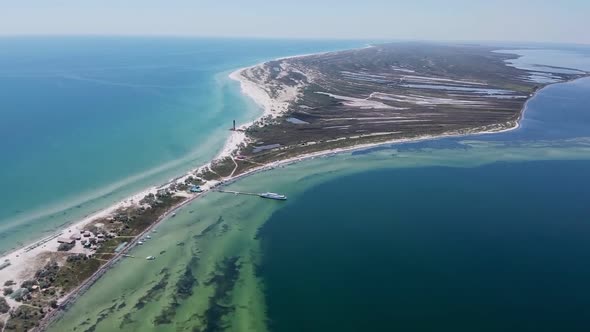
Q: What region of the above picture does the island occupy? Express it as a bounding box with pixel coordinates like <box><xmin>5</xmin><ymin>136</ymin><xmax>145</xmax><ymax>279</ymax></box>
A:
<box><xmin>0</xmin><ymin>42</ymin><xmax>586</xmax><ymax>331</ymax></box>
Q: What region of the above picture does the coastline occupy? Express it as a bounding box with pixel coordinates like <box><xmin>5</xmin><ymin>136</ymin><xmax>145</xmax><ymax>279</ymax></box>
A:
<box><xmin>0</xmin><ymin>44</ymin><xmax>526</xmax><ymax>258</ymax></box>
<box><xmin>0</xmin><ymin>48</ymin><xmax>545</xmax><ymax>294</ymax></box>
<box><xmin>2</xmin><ymin>46</ymin><xmax>584</xmax><ymax>330</ymax></box>
<box><xmin>33</xmin><ymin>105</ymin><xmax>524</xmax><ymax>331</ymax></box>
<box><xmin>1</xmin><ymin>55</ymin><xmax>305</xmax><ymax>318</ymax></box>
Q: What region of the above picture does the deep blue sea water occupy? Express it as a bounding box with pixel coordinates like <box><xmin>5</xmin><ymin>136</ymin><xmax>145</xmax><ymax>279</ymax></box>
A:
<box><xmin>259</xmin><ymin>48</ymin><xmax>590</xmax><ymax>331</ymax></box>
<box><xmin>0</xmin><ymin>37</ymin><xmax>365</xmax><ymax>253</ymax></box>
<box><xmin>260</xmin><ymin>160</ymin><xmax>590</xmax><ymax>332</ymax></box>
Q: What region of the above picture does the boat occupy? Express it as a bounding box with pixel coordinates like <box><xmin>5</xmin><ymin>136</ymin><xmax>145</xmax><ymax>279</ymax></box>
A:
<box><xmin>146</xmin><ymin>256</ymin><xmax>155</xmax><ymax>260</ymax></box>
<box><xmin>259</xmin><ymin>192</ymin><xmax>287</xmax><ymax>200</ymax></box>
<box><xmin>138</xmin><ymin>241</ymin><xmax>144</xmax><ymax>245</ymax></box>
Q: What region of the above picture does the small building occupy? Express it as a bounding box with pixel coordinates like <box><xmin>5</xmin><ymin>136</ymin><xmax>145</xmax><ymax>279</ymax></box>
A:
<box><xmin>97</xmin><ymin>233</ymin><xmax>105</xmax><ymax>239</ymax></box>
<box><xmin>70</xmin><ymin>234</ymin><xmax>82</xmax><ymax>241</ymax></box>
<box><xmin>83</xmin><ymin>231</ymin><xmax>91</xmax><ymax>237</ymax></box>
<box><xmin>189</xmin><ymin>185</ymin><xmax>203</xmax><ymax>193</ymax></box>
<box><xmin>57</xmin><ymin>238</ymin><xmax>75</xmax><ymax>245</ymax></box>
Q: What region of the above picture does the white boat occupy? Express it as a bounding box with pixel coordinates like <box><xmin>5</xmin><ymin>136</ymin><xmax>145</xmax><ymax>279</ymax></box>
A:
<box><xmin>259</xmin><ymin>192</ymin><xmax>287</xmax><ymax>200</ymax></box>
<box><xmin>146</xmin><ymin>256</ymin><xmax>155</xmax><ymax>260</ymax></box>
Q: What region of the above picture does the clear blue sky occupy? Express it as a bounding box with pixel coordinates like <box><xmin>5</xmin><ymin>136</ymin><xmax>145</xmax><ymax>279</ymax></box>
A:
<box><xmin>1</xmin><ymin>0</ymin><xmax>588</xmax><ymax>44</ymax></box>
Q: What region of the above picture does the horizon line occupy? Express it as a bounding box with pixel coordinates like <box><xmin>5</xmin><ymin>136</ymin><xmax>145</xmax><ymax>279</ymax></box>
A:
<box><xmin>0</xmin><ymin>33</ymin><xmax>588</xmax><ymax>47</ymax></box>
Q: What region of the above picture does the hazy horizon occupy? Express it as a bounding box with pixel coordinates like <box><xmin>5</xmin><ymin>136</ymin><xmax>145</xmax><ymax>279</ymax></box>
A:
<box><xmin>1</xmin><ymin>1</ymin><xmax>589</xmax><ymax>45</ymax></box>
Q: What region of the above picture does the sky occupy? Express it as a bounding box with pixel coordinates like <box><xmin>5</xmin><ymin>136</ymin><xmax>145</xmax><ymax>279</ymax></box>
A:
<box><xmin>1</xmin><ymin>0</ymin><xmax>589</xmax><ymax>44</ymax></box>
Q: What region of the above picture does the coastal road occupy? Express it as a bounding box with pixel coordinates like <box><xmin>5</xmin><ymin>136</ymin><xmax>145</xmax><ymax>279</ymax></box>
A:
<box><xmin>33</xmin><ymin>193</ymin><xmax>201</xmax><ymax>331</ymax></box>
<box><xmin>228</xmin><ymin>156</ymin><xmax>239</xmax><ymax>178</ymax></box>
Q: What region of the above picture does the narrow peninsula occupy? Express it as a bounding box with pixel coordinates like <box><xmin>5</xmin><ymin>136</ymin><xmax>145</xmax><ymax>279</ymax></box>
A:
<box><xmin>210</xmin><ymin>43</ymin><xmax>585</xmax><ymax>177</ymax></box>
<box><xmin>0</xmin><ymin>42</ymin><xmax>587</xmax><ymax>331</ymax></box>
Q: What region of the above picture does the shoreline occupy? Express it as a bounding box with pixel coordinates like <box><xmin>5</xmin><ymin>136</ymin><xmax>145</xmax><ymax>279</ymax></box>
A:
<box><xmin>0</xmin><ymin>44</ymin><xmax>530</xmax><ymax>258</ymax></box>
<box><xmin>3</xmin><ymin>46</ymin><xmax>586</xmax><ymax>329</ymax></box>
<box><xmin>33</xmin><ymin>106</ymin><xmax>526</xmax><ymax>330</ymax></box>
<box><xmin>0</xmin><ymin>53</ymin><xmax>309</xmax><ymax>316</ymax></box>
<box><xmin>0</xmin><ymin>47</ymin><xmax>554</xmax><ymax>291</ymax></box>
<box><xmin>34</xmin><ymin>102</ymin><xmax>528</xmax><ymax>330</ymax></box>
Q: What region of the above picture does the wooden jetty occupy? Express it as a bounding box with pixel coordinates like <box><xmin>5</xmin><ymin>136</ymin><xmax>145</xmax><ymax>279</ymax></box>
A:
<box><xmin>214</xmin><ymin>190</ymin><xmax>287</xmax><ymax>201</ymax></box>
<box><xmin>215</xmin><ymin>189</ymin><xmax>260</xmax><ymax>196</ymax></box>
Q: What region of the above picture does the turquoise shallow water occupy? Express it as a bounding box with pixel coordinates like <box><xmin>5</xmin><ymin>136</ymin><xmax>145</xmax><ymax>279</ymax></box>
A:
<box><xmin>0</xmin><ymin>37</ymin><xmax>366</xmax><ymax>253</ymax></box>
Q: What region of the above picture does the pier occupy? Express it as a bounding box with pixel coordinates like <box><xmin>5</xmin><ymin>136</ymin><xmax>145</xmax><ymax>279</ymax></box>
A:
<box><xmin>215</xmin><ymin>189</ymin><xmax>260</xmax><ymax>196</ymax></box>
<box><xmin>214</xmin><ymin>190</ymin><xmax>287</xmax><ymax>200</ymax></box>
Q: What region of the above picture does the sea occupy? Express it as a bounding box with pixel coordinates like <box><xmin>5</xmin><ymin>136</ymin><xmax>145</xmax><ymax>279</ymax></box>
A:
<box><xmin>4</xmin><ymin>39</ymin><xmax>590</xmax><ymax>331</ymax></box>
<box><xmin>0</xmin><ymin>37</ymin><xmax>365</xmax><ymax>253</ymax></box>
